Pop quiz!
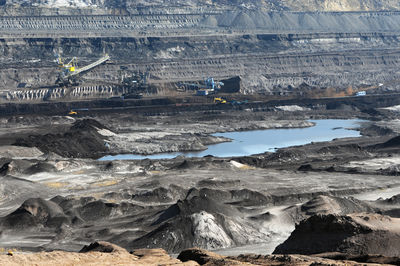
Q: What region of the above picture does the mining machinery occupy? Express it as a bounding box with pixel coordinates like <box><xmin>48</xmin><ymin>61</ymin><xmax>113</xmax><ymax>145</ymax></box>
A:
<box><xmin>179</xmin><ymin>77</ymin><xmax>224</xmax><ymax>95</ymax></box>
<box><xmin>55</xmin><ymin>54</ymin><xmax>110</xmax><ymax>87</ymax></box>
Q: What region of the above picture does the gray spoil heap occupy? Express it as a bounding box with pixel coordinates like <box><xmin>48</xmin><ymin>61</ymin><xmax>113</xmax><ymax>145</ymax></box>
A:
<box><xmin>273</xmin><ymin>213</ymin><xmax>400</xmax><ymax>257</ymax></box>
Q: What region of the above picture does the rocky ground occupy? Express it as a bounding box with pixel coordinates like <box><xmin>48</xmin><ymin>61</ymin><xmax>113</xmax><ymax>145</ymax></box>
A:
<box><xmin>4</xmin><ymin>241</ymin><xmax>399</xmax><ymax>266</ymax></box>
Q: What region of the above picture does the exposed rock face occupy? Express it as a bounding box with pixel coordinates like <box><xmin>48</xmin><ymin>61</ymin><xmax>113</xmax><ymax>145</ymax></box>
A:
<box><xmin>273</xmin><ymin>213</ymin><xmax>400</xmax><ymax>257</ymax></box>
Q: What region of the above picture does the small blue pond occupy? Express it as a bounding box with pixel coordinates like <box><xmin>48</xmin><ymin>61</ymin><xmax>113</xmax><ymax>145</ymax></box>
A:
<box><xmin>99</xmin><ymin>119</ymin><xmax>363</xmax><ymax>161</ymax></box>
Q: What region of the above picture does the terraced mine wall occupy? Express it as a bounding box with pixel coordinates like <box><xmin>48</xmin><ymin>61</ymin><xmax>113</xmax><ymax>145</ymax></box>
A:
<box><xmin>1</xmin><ymin>32</ymin><xmax>400</xmax><ymax>101</ymax></box>
<box><xmin>2</xmin><ymin>12</ymin><xmax>400</xmax><ymax>101</ymax></box>
<box><xmin>2</xmin><ymin>91</ymin><xmax>400</xmax><ymax>116</ymax></box>
<box><xmin>2</xmin><ymin>11</ymin><xmax>400</xmax><ymax>35</ymax></box>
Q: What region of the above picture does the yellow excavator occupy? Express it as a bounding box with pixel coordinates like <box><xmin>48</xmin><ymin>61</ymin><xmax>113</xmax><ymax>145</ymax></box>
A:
<box><xmin>214</xmin><ymin>97</ymin><xmax>227</xmax><ymax>104</ymax></box>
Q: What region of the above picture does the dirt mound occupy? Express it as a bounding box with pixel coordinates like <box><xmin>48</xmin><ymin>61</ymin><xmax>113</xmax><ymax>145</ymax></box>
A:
<box><xmin>380</xmin><ymin>135</ymin><xmax>400</xmax><ymax>148</ymax></box>
<box><xmin>1</xmin><ymin>198</ymin><xmax>67</xmax><ymax>228</ymax></box>
<box><xmin>129</xmin><ymin>188</ymin><xmax>267</xmax><ymax>253</ymax></box>
<box><xmin>53</xmin><ymin>196</ymin><xmax>143</xmax><ymax>222</ymax></box>
<box><xmin>188</xmin><ymin>187</ymin><xmax>232</xmax><ymax>203</ymax></box>
<box><xmin>231</xmin><ymin>12</ymin><xmax>256</xmax><ymax>29</ymax></box>
<box><xmin>132</xmin><ymin>185</ymin><xmax>186</xmax><ymax>203</ymax></box>
<box><xmin>152</xmin><ymin>189</ymin><xmax>238</xmax><ymax>226</ymax></box>
<box><xmin>178</xmin><ymin>248</ymin><xmax>238</xmax><ymax>265</ymax></box>
<box><xmin>23</xmin><ymin>162</ymin><xmax>57</xmax><ymax>175</ymax></box>
<box><xmin>13</xmin><ymin>119</ymin><xmax>109</xmax><ymax>158</ymax></box>
<box><xmin>1</xmin><ymin>196</ymin><xmax>145</xmax><ymax>230</ymax></box>
<box><xmin>172</xmin><ymin>159</ymin><xmax>216</xmax><ymax>170</ymax></box>
<box><xmin>267</xmin><ymin>149</ymin><xmax>307</xmax><ymax>163</ymax></box>
<box><xmin>174</xmin><ymin>160</ymin><xmax>195</xmax><ymax>169</ymax></box>
<box><xmin>78</xmin><ymin>200</ymin><xmax>117</xmax><ymax>221</ymax></box>
<box><xmin>197</xmin><ymin>179</ymin><xmax>241</xmax><ymax>188</ymax></box>
<box><xmin>378</xmin><ymin>194</ymin><xmax>400</xmax><ymax>217</ymax></box>
<box><xmin>300</xmin><ymin>195</ymin><xmax>375</xmax><ymax>216</ymax></box>
<box><xmin>0</xmin><ymin>160</ymin><xmax>11</xmax><ymax>175</ymax></box>
<box><xmin>361</xmin><ymin>124</ymin><xmax>393</xmax><ymax>136</ymax></box>
<box><xmin>317</xmin><ymin>144</ymin><xmax>366</xmax><ymax>156</ymax></box>
<box><xmin>371</xmin><ymin>135</ymin><xmax>400</xmax><ymax>152</ymax></box>
<box><xmin>229</xmin><ymin>188</ymin><xmax>272</xmax><ymax>206</ymax></box>
<box><xmin>200</xmin><ymin>15</ymin><xmax>218</xmax><ymax>27</ymax></box>
<box><xmin>80</xmin><ymin>241</ymin><xmax>125</xmax><ymax>253</ymax></box>
<box><xmin>0</xmin><ymin>159</ymin><xmax>34</xmax><ymax>176</ymax></box>
<box><xmin>70</xmin><ymin>119</ymin><xmax>107</xmax><ymax>132</ymax></box>
<box><xmin>50</xmin><ymin>195</ymin><xmax>96</xmax><ymax>210</ymax></box>
<box><xmin>129</xmin><ymin>214</ymin><xmax>197</xmax><ymax>253</ymax></box>
<box><xmin>297</xmin><ymin>164</ymin><xmax>313</xmax><ymax>171</ymax></box>
<box><xmin>274</xmin><ymin>213</ymin><xmax>400</xmax><ymax>256</ymax></box>
<box><xmin>249</xmin><ymin>211</ymin><xmax>274</xmax><ymax>221</ymax></box>
<box><xmin>380</xmin><ymin>194</ymin><xmax>400</xmax><ymax>205</ymax></box>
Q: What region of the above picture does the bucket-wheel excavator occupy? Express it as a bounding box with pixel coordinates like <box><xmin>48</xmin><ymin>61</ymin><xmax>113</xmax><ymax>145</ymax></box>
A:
<box><xmin>55</xmin><ymin>54</ymin><xmax>110</xmax><ymax>87</ymax></box>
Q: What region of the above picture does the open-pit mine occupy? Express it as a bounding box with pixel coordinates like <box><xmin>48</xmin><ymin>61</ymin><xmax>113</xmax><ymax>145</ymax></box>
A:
<box><xmin>2</xmin><ymin>0</ymin><xmax>400</xmax><ymax>265</ymax></box>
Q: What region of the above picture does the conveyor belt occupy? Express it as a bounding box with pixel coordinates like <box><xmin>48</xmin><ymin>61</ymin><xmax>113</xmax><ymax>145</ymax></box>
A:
<box><xmin>67</xmin><ymin>54</ymin><xmax>110</xmax><ymax>77</ymax></box>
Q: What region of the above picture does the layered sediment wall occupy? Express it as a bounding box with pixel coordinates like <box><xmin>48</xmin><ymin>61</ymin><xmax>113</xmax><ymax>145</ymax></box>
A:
<box><xmin>1</xmin><ymin>32</ymin><xmax>400</xmax><ymax>101</ymax></box>
<box><xmin>2</xmin><ymin>12</ymin><xmax>400</xmax><ymax>36</ymax></box>
<box><xmin>1</xmin><ymin>12</ymin><xmax>400</xmax><ymax>101</ymax></box>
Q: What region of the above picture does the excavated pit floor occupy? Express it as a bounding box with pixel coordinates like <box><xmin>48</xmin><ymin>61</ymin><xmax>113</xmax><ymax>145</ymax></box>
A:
<box><xmin>1</xmin><ymin>98</ymin><xmax>400</xmax><ymax>255</ymax></box>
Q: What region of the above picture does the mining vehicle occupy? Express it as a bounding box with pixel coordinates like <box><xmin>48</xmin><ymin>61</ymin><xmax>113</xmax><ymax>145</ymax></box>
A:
<box><xmin>179</xmin><ymin>77</ymin><xmax>224</xmax><ymax>95</ymax></box>
<box><xmin>214</xmin><ymin>97</ymin><xmax>227</xmax><ymax>104</ymax></box>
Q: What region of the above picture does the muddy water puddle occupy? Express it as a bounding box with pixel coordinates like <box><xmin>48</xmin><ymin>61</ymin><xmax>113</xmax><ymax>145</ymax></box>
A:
<box><xmin>100</xmin><ymin>119</ymin><xmax>363</xmax><ymax>160</ymax></box>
